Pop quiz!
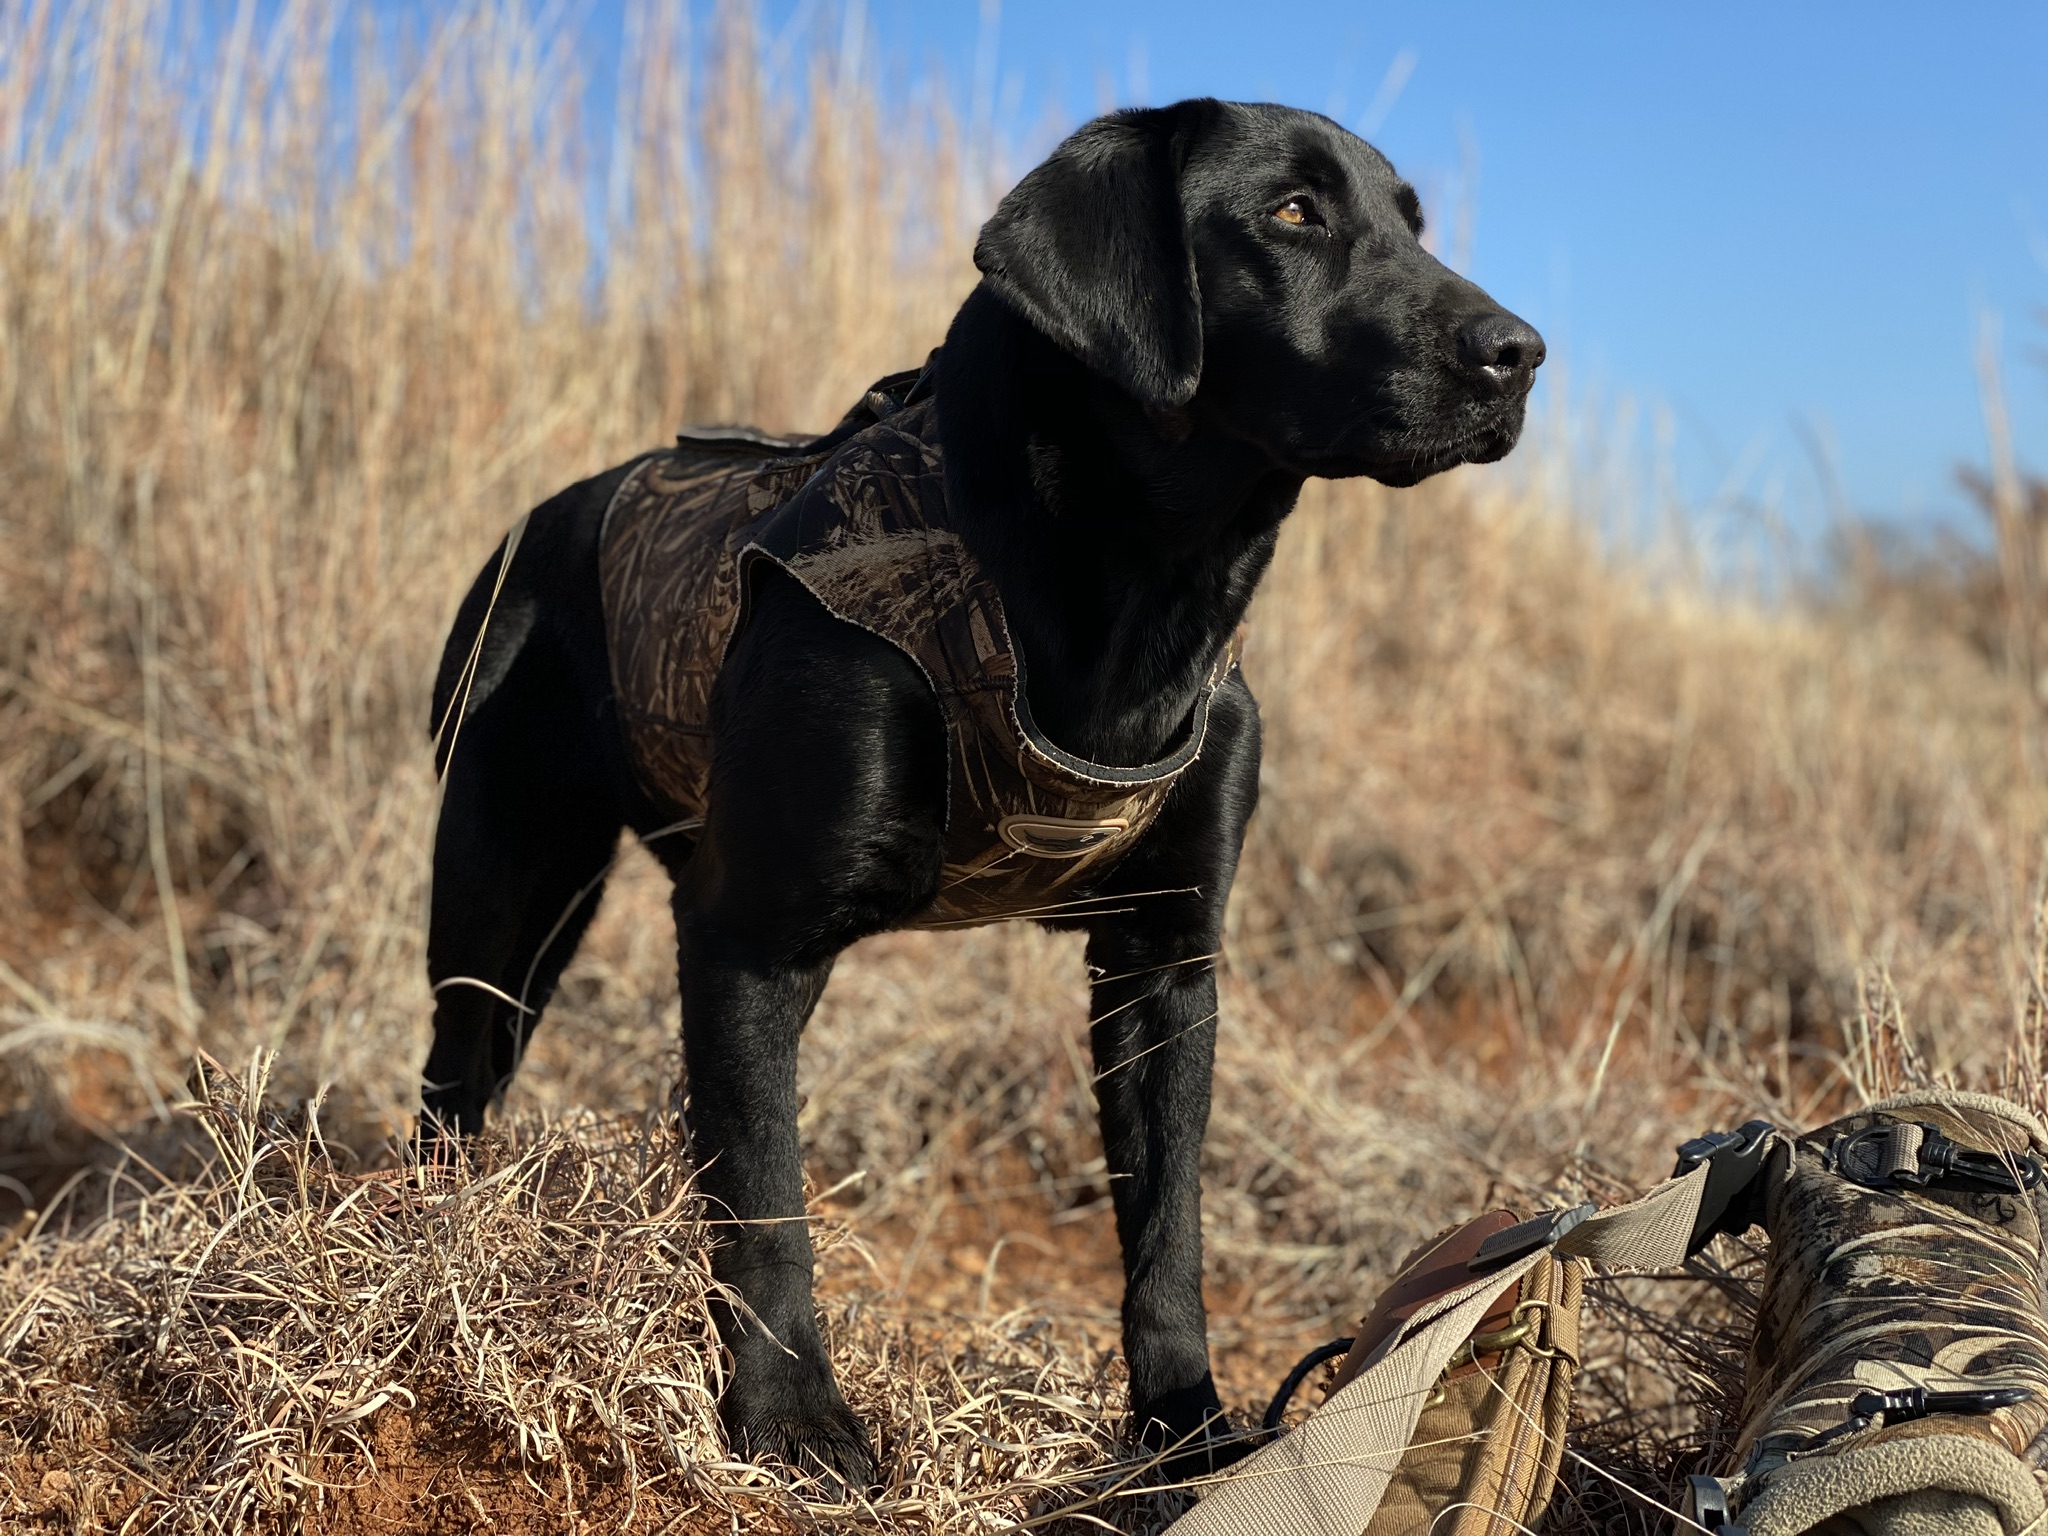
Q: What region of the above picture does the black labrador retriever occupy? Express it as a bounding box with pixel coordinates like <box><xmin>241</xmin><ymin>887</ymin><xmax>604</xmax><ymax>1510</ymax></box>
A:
<box><xmin>419</xmin><ymin>98</ymin><xmax>1542</xmax><ymax>1487</ymax></box>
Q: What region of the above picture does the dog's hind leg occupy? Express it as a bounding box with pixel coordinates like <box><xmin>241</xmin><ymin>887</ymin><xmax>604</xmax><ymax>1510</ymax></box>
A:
<box><xmin>420</xmin><ymin>476</ymin><xmax>632</xmax><ymax>1138</ymax></box>
<box><xmin>420</xmin><ymin>709</ymin><xmax>623</xmax><ymax>1136</ymax></box>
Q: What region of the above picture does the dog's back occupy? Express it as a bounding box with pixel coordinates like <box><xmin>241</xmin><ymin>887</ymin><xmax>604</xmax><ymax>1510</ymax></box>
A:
<box><xmin>427</xmin><ymin>465</ymin><xmax>626</xmax><ymax>779</ymax></box>
<box><xmin>430</xmin><ymin>365</ymin><xmax>933</xmax><ymax>778</ymax></box>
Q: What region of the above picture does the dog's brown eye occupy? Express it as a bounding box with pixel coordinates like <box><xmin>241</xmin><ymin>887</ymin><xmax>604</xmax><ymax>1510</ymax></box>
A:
<box><xmin>1273</xmin><ymin>196</ymin><xmax>1321</xmax><ymax>227</ymax></box>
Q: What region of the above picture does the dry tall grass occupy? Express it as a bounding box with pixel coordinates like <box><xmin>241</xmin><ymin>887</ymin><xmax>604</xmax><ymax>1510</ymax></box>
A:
<box><xmin>3</xmin><ymin>2</ymin><xmax>2045</xmax><ymax>1531</ymax></box>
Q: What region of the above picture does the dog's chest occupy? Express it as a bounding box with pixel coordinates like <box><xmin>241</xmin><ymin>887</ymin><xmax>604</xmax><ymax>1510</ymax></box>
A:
<box><xmin>598</xmin><ymin>394</ymin><xmax>1234</xmax><ymax>929</ymax></box>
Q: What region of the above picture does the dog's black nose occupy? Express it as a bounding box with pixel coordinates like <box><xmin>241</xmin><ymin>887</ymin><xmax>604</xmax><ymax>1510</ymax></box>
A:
<box><xmin>1456</xmin><ymin>311</ymin><xmax>1545</xmax><ymax>396</ymax></box>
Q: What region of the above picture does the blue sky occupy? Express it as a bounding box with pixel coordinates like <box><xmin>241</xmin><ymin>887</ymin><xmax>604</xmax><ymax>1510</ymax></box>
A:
<box><xmin>335</xmin><ymin>0</ymin><xmax>2044</xmax><ymax>540</ymax></box>
<box><xmin>834</xmin><ymin>1</ymin><xmax>2048</xmax><ymax>539</ymax></box>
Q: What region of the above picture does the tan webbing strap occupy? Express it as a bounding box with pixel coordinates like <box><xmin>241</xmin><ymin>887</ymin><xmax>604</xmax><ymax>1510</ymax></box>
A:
<box><xmin>1555</xmin><ymin>1161</ymin><xmax>1710</xmax><ymax>1270</ymax></box>
<box><xmin>1167</xmin><ymin>1163</ymin><xmax>1714</xmax><ymax>1536</ymax></box>
<box><xmin>1168</xmin><ymin>1255</ymin><xmax>1550</xmax><ymax>1536</ymax></box>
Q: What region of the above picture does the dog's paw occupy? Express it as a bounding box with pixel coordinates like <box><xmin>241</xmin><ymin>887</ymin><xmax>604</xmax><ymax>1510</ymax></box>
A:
<box><xmin>1133</xmin><ymin>1382</ymin><xmax>1256</xmax><ymax>1486</ymax></box>
<box><xmin>725</xmin><ymin>1394</ymin><xmax>879</xmax><ymax>1499</ymax></box>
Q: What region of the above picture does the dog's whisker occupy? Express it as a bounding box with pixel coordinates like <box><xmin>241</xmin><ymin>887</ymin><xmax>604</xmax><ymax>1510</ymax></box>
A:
<box><xmin>1086</xmin><ymin>951</ymin><xmax>1219</xmax><ymax>987</ymax></box>
<box><xmin>1091</xmin><ymin>1010</ymin><xmax>1221</xmax><ymax>1083</ymax></box>
<box><xmin>913</xmin><ymin>885</ymin><xmax>1205</xmax><ymax>929</ymax></box>
<box><xmin>430</xmin><ymin>976</ymin><xmax>537</xmax><ymax>1015</ymax></box>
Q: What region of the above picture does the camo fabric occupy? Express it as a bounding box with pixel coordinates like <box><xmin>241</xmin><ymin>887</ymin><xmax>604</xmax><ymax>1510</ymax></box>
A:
<box><xmin>599</xmin><ymin>385</ymin><xmax>1238</xmax><ymax>930</ymax></box>
<box><xmin>601</xmin><ymin>447</ymin><xmax>834</xmax><ymax>822</ymax></box>
<box><xmin>1727</xmin><ymin>1092</ymin><xmax>2048</xmax><ymax>1533</ymax></box>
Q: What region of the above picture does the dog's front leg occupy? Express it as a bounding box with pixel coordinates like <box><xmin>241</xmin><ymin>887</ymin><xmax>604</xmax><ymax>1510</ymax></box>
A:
<box><xmin>666</xmin><ymin>565</ymin><xmax>950</xmax><ymax>1492</ymax></box>
<box><xmin>1081</xmin><ymin>675</ymin><xmax>1262</xmax><ymax>1474</ymax></box>
<box><xmin>1087</xmin><ymin>923</ymin><xmax>1232</xmax><ymax>1465</ymax></box>
<box><xmin>677</xmin><ymin>918</ymin><xmax>877</xmax><ymax>1488</ymax></box>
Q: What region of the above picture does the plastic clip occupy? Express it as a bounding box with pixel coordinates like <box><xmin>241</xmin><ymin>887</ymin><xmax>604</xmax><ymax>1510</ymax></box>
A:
<box><xmin>1793</xmin><ymin>1383</ymin><xmax>2032</xmax><ymax>1456</ymax></box>
<box><xmin>1674</xmin><ymin>1119</ymin><xmax>1779</xmax><ymax>1255</ymax></box>
<box><xmin>1851</xmin><ymin>1385</ymin><xmax>2032</xmax><ymax>1423</ymax></box>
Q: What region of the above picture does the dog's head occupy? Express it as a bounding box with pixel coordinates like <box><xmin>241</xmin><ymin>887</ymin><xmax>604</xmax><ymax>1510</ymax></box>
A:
<box><xmin>973</xmin><ymin>99</ymin><xmax>1543</xmax><ymax>486</ymax></box>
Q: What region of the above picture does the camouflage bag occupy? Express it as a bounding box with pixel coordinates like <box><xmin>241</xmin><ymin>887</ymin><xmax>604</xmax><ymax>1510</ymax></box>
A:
<box><xmin>1688</xmin><ymin>1091</ymin><xmax>2048</xmax><ymax>1536</ymax></box>
<box><xmin>1168</xmin><ymin>1127</ymin><xmax>1774</xmax><ymax>1536</ymax></box>
<box><xmin>1171</xmin><ymin>1094</ymin><xmax>2048</xmax><ymax>1536</ymax></box>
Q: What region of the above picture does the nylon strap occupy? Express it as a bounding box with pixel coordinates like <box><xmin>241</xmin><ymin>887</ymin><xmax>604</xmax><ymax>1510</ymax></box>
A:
<box><xmin>1166</xmin><ymin>1162</ymin><xmax>1714</xmax><ymax>1536</ymax></box>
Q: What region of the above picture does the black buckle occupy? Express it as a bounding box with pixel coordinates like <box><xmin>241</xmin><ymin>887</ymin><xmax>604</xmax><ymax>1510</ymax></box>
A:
<box><xmin>1467</xmin><ymin>1203</ymin><xmax>1595</xmax><ymax>1273</ymax></box>
<box><xmin>1674</xmin><ymin>1119</ymin><xmax>1778</xmax><ymax>1256</ymax></box>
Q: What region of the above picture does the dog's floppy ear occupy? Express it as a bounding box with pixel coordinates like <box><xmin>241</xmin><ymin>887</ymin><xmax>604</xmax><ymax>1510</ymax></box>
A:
<box><xmin>973</xmin><ymin>103</ymin><xmax>1208</xmax><ymax>411</ymax></box>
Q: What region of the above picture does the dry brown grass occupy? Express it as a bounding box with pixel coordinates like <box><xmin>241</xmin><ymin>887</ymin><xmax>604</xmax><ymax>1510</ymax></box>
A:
<box><xmin>3</xmin><ymin>2</ymin><xmax>2046</xmax><ymax>1531</ymax></box>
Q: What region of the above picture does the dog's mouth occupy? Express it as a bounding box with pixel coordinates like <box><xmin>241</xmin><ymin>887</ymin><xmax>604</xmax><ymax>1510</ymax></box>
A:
<box><xmin>1369</xmin><ymin>422</ymin><xmax>1521</xmax><ymax>486</ymax></box>
<box><xmin>1292</xmin><ymin>409</ymin><xmax>1526</xmax><ymax>487</ymax></box>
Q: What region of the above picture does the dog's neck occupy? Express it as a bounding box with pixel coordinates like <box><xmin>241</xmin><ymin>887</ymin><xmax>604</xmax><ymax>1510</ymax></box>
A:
<box><xmin>934</xmin><ymin>287</ymin><xmax>1301</xmax><ymax>769</ymax></box>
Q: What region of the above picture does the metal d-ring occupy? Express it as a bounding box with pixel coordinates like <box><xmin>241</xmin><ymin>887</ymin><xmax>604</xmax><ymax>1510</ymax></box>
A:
<box><xmin>1511</xmin><ymin>1298</ymin><xmax>1561</xmax><ymax>1359</ymax></box>
<box><xmin>1421</xmin><ymin>1296</ymin><xmax>1559</xmax><ymax>1409</ymax></box>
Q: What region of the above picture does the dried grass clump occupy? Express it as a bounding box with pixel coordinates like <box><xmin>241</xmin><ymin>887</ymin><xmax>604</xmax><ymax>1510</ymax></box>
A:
<box><xmin>0</xmin><ymin>1047</ymin><xmax>1718</xmax><ymax>1536</ymax></box>
<box><xmin>1549</xmin><ymin>1253</ymin><xmax>1760</xmax><ymax>1536</ymax></box>
<box><xmin>0</xmin><ymin>1057</ymin><xmax>1149</xmax><ymax>1534</ymax></box>
<box><xmin>1</xmin><ymin>1056</ymin><xmax>729</xmax><ymax>1530</ymax></box>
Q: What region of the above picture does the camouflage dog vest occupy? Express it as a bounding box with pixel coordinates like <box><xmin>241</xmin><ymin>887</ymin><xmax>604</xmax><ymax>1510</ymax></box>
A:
<box><xmin>599</xmin><ymin>369</ymin><xmax>1239</xmax><ymax>929</ymax></box>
